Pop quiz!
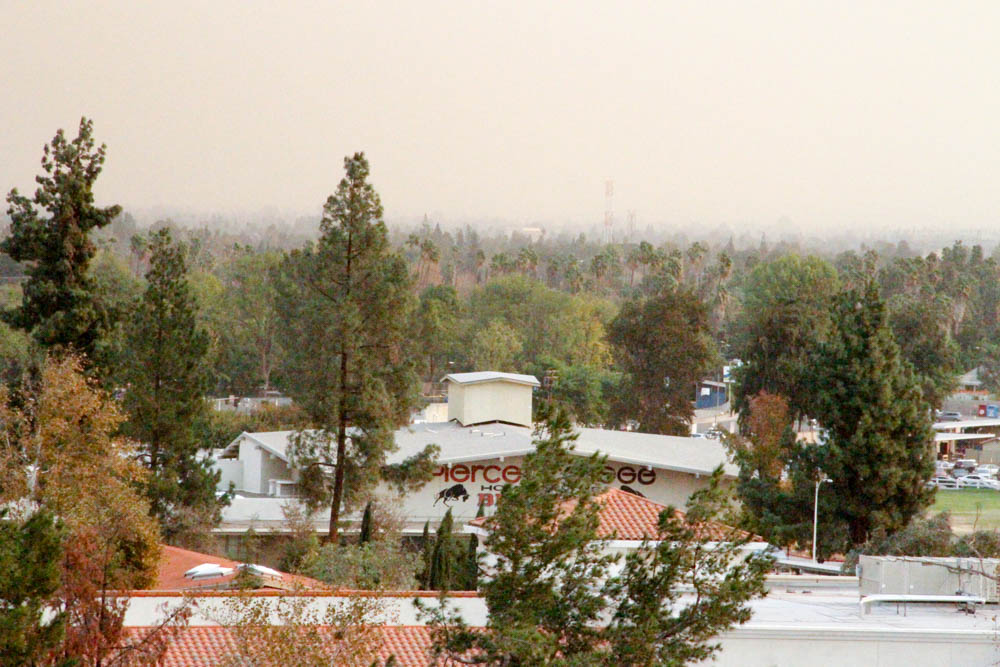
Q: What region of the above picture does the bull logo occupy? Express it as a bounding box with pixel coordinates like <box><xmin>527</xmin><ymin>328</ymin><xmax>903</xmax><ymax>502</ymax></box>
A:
<box><xmin>434</xmin><ymin>483</ymin><xmax>470</xmax><ymax>506</ymax></box>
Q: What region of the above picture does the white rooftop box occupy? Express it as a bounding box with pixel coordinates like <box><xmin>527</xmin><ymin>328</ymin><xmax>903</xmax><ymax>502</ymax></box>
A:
<box><xmin>442</xmin><ymin>372</ymin><xmax>540</xmax><ymax>427</ymax></box>
<box><xmin>859</xmin><ymin>555</ymin><xmax>1000</xmax><ymax>602</ymax></box>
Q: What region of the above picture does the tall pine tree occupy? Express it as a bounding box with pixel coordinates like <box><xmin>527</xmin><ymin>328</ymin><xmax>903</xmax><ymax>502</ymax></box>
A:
<box><xmin>809</xmin><ymin>278</ymin><xmax>935</xmax><ymax>547</ymax></box>
<box><xmin>2</xmin><ymin>118</ymin><xmax>122</xmax><ymax>361</ymax></box>
<box><xmin>120</xmin><ymin>229</ymin><xmax>223</xmax><ymax>539</ymax></box>
<box><xmin>274</xmin><ymin>153</ymin><xmax>437</xmax><ymax>543</ymax></box>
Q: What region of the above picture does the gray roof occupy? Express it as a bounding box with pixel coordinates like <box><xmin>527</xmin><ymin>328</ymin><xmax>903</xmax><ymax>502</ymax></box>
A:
<box><xmin>932</xmin><ymin>418</ymin><xmax>1000</xmax><ymax>430</ymax></box>
<box><xmin>225</xmin><ymin>422</ymin><xmax>735</xmax><ymax>477</ymax></box>
<box><xmin>398</xmin><ymin>421</ymin><xmax>736</xmax><ymax>476</ymax></box>
<box><xmin>440</xmin><ymin>372</ymin><xmax>540</xmax><ymax>387</ymax></box>
<box><xmin>958</xmin><ymin>367</ymin><xmax>982</xmax><ymax>387</ymax></box>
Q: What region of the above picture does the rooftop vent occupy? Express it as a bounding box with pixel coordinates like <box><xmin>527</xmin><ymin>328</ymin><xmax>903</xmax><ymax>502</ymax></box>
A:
<box><xmin>441</xmin><ymin>372</ymin><xmax>540</xmax><ymax>427</ymax></box>
<box><xmin>238</xmin><ymin>563</ymin><xmax>283</xmax><ymax>579</ymax></box>
<box><xmin>184</xmin><ymin>563</ymin><xmax>235</xmax><ymax>580</ymax></box>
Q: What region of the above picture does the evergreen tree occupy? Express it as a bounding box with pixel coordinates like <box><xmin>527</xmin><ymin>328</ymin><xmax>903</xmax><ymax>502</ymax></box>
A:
<box><xmin>464</xmin><ymin>533</ymin><xmax>479</xmax><ymax>592</ymax></box>
<box><xmin>428</xmin><ymin>509</ymin><xmax>453</xmax><ymax>591</ymax></box>
<box><xmin>0</xmin><ymin>511</ymin><xmax>66</xmax><ymax>665</ymax></box>
<box><xmin>420</xmin><ymin>405</ymin><xmax>769</xmax><ymax>664</ymax></box>
<box><xmin>419</xmin><ymin>521</ymin><xmax>432</xmax><ymax>590</ymax></box>
<box><xmin>359</xmin><ymin>501</ymin><xmax>373</xmax><ymax>544</ymax></box>
<box><xmin>274</xmin><ymin>153</ymin><xmax>437</xmax><ymax>543</ymax></box>
<box><xmin>119</xmin><ymin>229</ymin><xmax>223</xmax><ymax>539</ymax></box>
<box><xmin>809</xmin><ymin>279</ymin><xmax>935</xmax><ymax>548</ymax></box>
<box><xmin>427</xmin><ymin>508</ymin><xmax>467</xmax><ymax>592</ymax></box>
<box><xmin>2</xmin><ymin>118</ymin><xmax>122</xmax><ymax>361</ymax></box>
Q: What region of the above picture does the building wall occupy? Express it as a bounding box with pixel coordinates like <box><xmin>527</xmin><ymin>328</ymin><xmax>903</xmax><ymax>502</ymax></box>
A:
<box><xmin>238</xmin><ymin>437</ymin><xmax>264</xmax><ymax>494</ymax></box>
<box><xmin>217</xmin><ymin>455</ymin><xmax>725</xmax><ymax>534</ymax></box>
<box><xmin>124</xmin><ymin>595</ymin><xmax>1000</xmax><ymax>666</ymax></box>
<box><xmin>216</xmin><ymin>459</ymin><xmax>243</xmax><ymax>491</ymax></box>
<box><xmin>420</xmin><ymin>402</ymin><xmax>449</xmax><ymax>423</ymax></box>
<box><xmin>258</xmin><ymin>450</ymin><xmax>294</xmax><ymax>493</ymax></box>
<box><xmin>397</xmin><ymin>455</ymin><xmax>720</xmax><ymax>531</ymax></box>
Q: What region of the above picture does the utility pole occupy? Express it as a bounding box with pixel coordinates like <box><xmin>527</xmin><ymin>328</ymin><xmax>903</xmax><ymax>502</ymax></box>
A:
<box><xmin>812</xmin><ymin>478</ymin><xmax>831</xmax><ymax>562</ymax></box>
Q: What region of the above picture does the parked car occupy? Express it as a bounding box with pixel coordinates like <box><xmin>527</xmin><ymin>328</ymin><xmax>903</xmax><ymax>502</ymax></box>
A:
<box><xmin>952</xmin><ymin>468</ymin><xmax>971</xmax><ymax>478</ymax></box>
<box><xmin>938</xmin><ymin>411</ymin><xmax>963</xmax><ymax>422</ymax></box>
<box><xmin>975</xmin><ymin>464</ymin><xmax>1000</xmax><ymax>477</ymax></box>
<box><xmin>928</xmin><ymin>476</ymin><xmax>959</xmax><ymax>489</ymax></box>
<box><xmin>958</xmin><ymin>474</ymin><xmax>1000</xmax><ymax>490</ymax></box>
<box><xmin>705</xmin><ymin>427</ymin><xmax>725</xmax><ymax>440</ymax></box>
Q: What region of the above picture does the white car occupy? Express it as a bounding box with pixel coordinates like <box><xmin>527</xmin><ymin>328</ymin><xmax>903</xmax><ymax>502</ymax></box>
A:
<box><xmin>928</xmin><ymin>476</ymin><xmax>959</xmax><ymax>489</ymax></box>
<box><xmin>975</xmin><ymin>464</ymin><xmax>1000</xmax><ymax>477</ymax></box>
<box><xmin>958</xmin><ymin>474</ymin><xmax>1000</xmax><ymax>490</ymax></box>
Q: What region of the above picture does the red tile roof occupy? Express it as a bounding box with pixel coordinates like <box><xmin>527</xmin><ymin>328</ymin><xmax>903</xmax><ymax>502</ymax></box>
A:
<box><xmin>154</xmin><ymin>545</ymin><xmax>323</xmax><ymax>591</ymax></box>
<box><xmin>128</xmin><ymin>625</ymin><xmax>460</xmax><ymax>666</ymax></box>
<box><xmin>469</xmin><ymin>488</ymin><xmax>758</xmax><ymax>542</ymax></box>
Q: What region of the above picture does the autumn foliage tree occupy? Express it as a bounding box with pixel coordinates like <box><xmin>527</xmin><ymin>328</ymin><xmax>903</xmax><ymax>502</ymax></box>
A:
<box><xmin>0</xmin><ymin>356</ymin><xmax>176</xmax><ymax>665</ymax></box>
<box><xmin>213</xmin><ymin>590</ymin><xmax>387</xmax><ymax>667</ymax></box>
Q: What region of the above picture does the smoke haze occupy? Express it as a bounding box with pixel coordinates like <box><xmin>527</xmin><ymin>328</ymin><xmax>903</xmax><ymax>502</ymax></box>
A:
<box><xmin>2</xmin><ymin>2</ymin><xmax>999</xmax><ymax>235</ymax></box>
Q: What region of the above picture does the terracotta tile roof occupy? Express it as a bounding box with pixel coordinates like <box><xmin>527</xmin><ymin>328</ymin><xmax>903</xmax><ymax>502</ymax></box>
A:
<box><xmin>154</xmin><ymin>545</ymin><xmax>323</xmax><ymax>591</ymax></box>
<box><xmin>469</xmin><ymin>488</ymin><xmax>759</xmax><ymax>542</ymax></box>
<box><xmin>128</xmin><ymin>625</ymin><xmax>461</xmax><ymax>666</ymax></box>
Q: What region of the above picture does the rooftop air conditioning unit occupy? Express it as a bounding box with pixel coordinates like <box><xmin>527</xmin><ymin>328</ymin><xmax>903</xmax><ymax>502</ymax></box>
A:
<box><xmin>859</xmin><ymin>555</ymin><xmax>1000</xmax><ymax>602</ymax></box>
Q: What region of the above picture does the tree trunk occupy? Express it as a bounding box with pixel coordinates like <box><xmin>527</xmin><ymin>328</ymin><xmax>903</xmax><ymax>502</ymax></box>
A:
<box><xmin>327</xmin><ymin>228</ymin><xmax>353</xmax><ymax>544</ymax></box>
<box><xmin>327</xmin><ymin>422</ymin><xmax>347</xmax><ymax>544</ymax></box>
<box><xmin>849</xmin><ymin>516</ymin><xmax>868</xmax><ymax>547</ymax></box>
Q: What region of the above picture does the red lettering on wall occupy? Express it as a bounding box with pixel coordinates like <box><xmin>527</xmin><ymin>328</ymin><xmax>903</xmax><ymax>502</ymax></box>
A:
<box><xmin>451</xmin><ymin>464</ymin><xmax>469</xmax><ymax>483</ymax></box>
<box><xmin>502</xmin><ymin>466</ymin><xmax>521</xmax><ymax>483</ymax></box>
<box><xmin>484</xmin><ymin>465</ymin><xmax>501</xmax><ymax>483</ymax></box>
<box><xmin>477</xmin><ymin>493</ymin><xmax>494</xmax><ymax>506</ymax></box>
<box><xmin>433</xmin><ymin>465</ymin><xmax>447</xmax><ymax>480</ymax></box>
<box><xmin>471</xmin><ymin>464</ymin><xmax>484</xmax><ymax>481</ymax></box>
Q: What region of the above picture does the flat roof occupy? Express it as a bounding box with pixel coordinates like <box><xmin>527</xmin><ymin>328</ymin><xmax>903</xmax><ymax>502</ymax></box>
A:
<box><xmin>225</xmin><ymin>422</ymin><xmax>737</xmax><ymax>478</ymax></box>
<box><xmin>933</xmin><ymin>418</ymin><xmax>1000</xmax><ymax>430</ymax></box>
<box><xmin>440</xmin><ymin>372</ymin><xmax>540</xmax><ymax>387</ymax></box>
<box><xmin>933</xmin><ymin>432</ymin><xmax>997</xmax><ymax>442</ymax></box>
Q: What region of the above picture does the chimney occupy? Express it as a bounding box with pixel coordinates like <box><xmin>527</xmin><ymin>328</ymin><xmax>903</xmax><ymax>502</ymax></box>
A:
<box><xmin>441</xmin><ymin>372</ymin><xmax>540</xmax><ymax>427</ymax></box>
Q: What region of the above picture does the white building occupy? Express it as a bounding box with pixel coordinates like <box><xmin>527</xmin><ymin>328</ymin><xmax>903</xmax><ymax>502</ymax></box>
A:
<box><xmin>124</xmin><ymin>580</ymin><xmax>1000</xmax><ymax>666</ymax></box>
<box><xmin>212</xmin><ymin>372</ymin><xmax>736</xmax><ymax>534</ymax></box>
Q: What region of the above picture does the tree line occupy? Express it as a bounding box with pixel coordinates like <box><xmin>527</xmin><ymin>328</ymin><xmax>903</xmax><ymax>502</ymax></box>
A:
<box><xmin>0</xmin><ymin>116</ymin><xmax>980</xmax><ymax>662</ymax></box>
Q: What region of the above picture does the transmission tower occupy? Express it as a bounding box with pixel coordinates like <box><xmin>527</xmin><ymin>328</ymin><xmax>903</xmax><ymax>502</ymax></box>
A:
<box><xmin>604</xmin><ymin>180</ymin><xmax>614</xmax><ymax>244</ymax></box>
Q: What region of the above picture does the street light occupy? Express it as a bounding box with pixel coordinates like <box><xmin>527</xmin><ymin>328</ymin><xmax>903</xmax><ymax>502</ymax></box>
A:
<box><xmin>812</xmin><ymin>477</ymin><xmax>832</xmax><ymax>563</ymax></box>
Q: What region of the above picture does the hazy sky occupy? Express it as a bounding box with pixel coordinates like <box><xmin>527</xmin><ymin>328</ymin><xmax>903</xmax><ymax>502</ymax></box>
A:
<box><xmin>3</xmin><ymin>2</ymin><xmax>1000</xmax><ymax>232</ymax></box>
